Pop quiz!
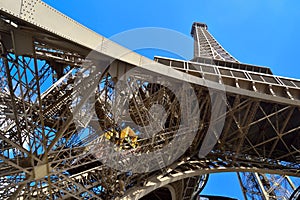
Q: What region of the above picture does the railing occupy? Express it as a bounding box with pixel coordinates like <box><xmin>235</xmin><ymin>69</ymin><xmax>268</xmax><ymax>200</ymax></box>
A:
<box><xmin>155</xmin><ymin>56</ymin><xmax>300</xmax><ymax>102</ymax></box>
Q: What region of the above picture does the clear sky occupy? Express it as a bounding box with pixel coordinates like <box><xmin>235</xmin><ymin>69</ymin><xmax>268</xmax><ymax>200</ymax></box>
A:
<box><xmin>43</xmin><ymin>0</ymin><xmax>300</xmax><ymax>199</ymax></box>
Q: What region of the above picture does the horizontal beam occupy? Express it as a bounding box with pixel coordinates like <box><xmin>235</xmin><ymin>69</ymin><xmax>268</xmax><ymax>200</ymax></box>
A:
<box><xmin>121</xmin><ymin>165</ymin><xmax>300</xmax><ymax>200</ymax></box>
<box><xmin>0</xmin><ymin>0</ymin><xmax>154</xmax><ymax>67</ymax></box>
<box><xmin>1</xmin><ymin>1</ymin><xmax>300</xmax><ymax>108</ymax></box>
<box><xmin>155</xmin><ymin>56</ymin><xmax>300</xmax><ymax>106</ymax></box>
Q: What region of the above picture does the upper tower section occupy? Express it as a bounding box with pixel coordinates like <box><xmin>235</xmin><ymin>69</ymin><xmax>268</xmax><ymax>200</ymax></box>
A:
<box><xmin>191</xmin><ymin>22</ymin><xmax>239</xmax><ymax>62</ymax></box>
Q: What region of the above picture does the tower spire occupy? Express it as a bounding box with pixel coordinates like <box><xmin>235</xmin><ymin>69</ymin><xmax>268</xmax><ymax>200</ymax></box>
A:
<box><xmin>191</xmin><ymin>22</ymin><xmax>239</xmax><ymax>62</ymax></box>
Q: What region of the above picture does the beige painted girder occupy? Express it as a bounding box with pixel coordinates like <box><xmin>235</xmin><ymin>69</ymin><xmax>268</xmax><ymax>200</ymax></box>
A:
<box><xmin>0</xmin><ymin>1</ymin><xmax>299</xmax><ymax>199</ymax></box>
<box><xmin>0</xmin><ymin>0</ymin><xmax>154</xmax><ymax>68</ymax></box>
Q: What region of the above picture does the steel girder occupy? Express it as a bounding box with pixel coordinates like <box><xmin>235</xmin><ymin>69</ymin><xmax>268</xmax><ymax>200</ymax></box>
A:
<box><xmin>0</xmin><ymin>1</ymin><xmax>299</xmax><ymax>200</ymax></box>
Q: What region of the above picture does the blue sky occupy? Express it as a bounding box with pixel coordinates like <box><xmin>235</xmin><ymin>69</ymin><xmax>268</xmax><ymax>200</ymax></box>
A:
<box><xmin>44</xmin><ymin>0</ymin><xmax>300</xmax><ymax>79</ymax></box>
<box><xmin>43</xmin><ymin>0</ymin><xmax>300</xmax><ymax>199</ymax></box>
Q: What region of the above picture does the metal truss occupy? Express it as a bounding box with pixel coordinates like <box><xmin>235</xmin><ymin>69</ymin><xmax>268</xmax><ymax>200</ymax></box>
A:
<box><xmin>191</xmin><ymin>22</ymin><xmax>239</xmax><ymax>62</ymax></box>
<box><xmin>238</xmin><ymin>173</ymin><xmax>299</xmax><ymax>200</ymax></box>
<box><xmin>0</xmin><ymin>1</ymin><xmax>299</xmax><ymax>200</ymax></box>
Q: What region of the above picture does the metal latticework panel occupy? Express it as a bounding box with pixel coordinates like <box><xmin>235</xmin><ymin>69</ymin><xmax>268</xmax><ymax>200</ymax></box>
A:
<box><xmin>191</xmin><ymin>22</ymin><xmax>238</xmax><ymax>62</ymax></box>
<box><xmin>0</xmin><ymin>1</ymin><xmax>299</xmax><ymax>199</ymax></box>
<box><xmin>238</xmin><ymin>173</ymin><xmax>298</xmax><ymax>200</ymax></box>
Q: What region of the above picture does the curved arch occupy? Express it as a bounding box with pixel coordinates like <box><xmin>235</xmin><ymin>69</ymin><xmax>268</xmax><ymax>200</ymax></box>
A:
<box><xmin>164</xmin><ymin>185</ymin><xmax>177</xmax><ymax>200</ymax></box>
<box><xmin>139</xmin><ymin>185</ymin><xmax>176</xmax><ymax>200</ymax></box>
<box><xmin>121</xmin><ymin>167</ymin><xmax>300</xmax><ymax>200</ymax></box>
<box><xmin>191</xmin><ymin>174</ymin><xmax>209</xmax><ymax>199</ymax></box>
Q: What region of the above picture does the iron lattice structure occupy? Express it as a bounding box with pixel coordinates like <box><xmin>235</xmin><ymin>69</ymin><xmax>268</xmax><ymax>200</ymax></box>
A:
<box><xmin>0</xmin><ymin>1</ymin><xmax>299</xmax><ymax>200</ymax></box>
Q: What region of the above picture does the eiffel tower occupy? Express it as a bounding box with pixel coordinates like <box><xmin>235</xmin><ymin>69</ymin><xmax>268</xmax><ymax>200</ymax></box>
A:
<box><xmin>0</xmin><ymin>1</ymin><xmax>299</xmax><ymax>200</ymax></box>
